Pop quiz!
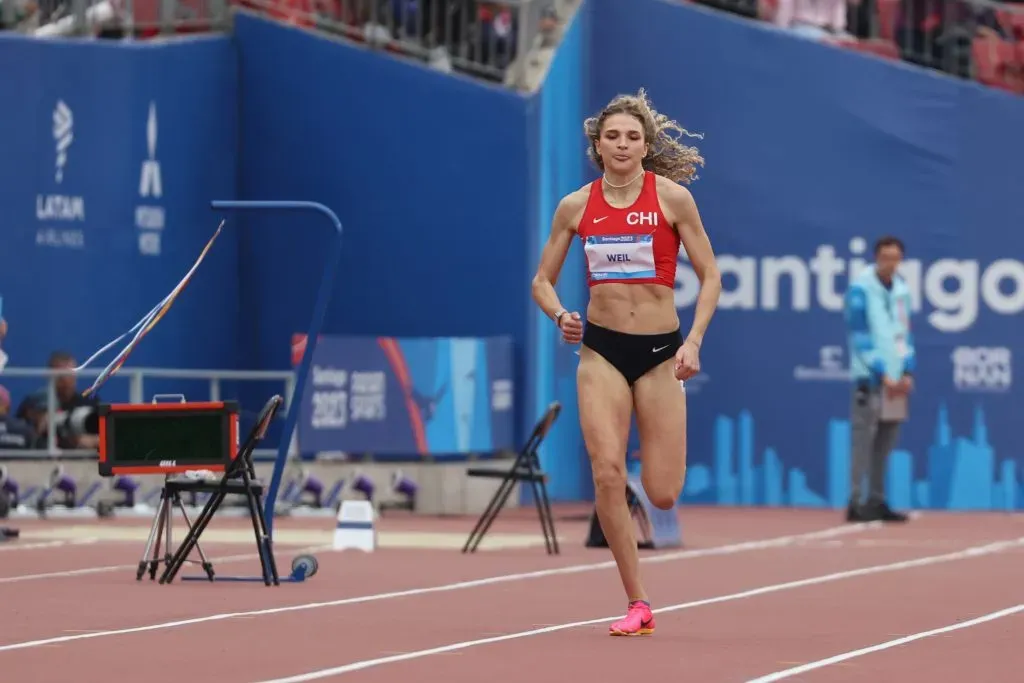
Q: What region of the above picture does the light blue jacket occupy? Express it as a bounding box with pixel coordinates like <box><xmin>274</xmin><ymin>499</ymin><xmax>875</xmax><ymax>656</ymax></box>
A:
<box><xmin>843</xmin><ymin>267</ymin><xmax>916</xmax><ymax>385</ymax></box>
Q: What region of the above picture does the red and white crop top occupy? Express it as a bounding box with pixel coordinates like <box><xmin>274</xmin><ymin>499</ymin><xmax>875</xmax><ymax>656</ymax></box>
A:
<box><xmin>577</xmin><ymin>172</ymin><xmax>679</xmax><ymax>289</ymax></box>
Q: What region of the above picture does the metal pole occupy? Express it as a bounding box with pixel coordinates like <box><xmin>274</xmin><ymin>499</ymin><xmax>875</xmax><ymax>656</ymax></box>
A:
<box><xmin>210</xmin><ymin>200</ymin><xmax>344</xmax><ymax>540</ymax></box>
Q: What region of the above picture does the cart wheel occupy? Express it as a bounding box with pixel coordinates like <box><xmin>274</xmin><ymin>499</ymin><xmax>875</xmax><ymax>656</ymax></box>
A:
<box><xmin>291</xmin><ymin>554</ymin><xmax>319</xmax><ymax>579</ymax></box>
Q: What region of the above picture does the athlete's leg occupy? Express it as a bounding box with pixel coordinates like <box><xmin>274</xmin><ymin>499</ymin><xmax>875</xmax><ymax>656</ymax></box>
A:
<box><xmin>577</xmin><ymin>346</ymin><xmax>644</xmax><ymax>601</ymax></box>
<box><xmin>632</xmin><ymin>358</ymin><xmax>687</xmax><ymax>509</ymax></box>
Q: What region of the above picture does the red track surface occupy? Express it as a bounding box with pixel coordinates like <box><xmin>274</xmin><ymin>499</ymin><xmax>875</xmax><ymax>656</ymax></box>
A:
<box><xmin>1</xmin><ymin>506</ymin><xmax>1023</xmax><ymax>682</ymax></box>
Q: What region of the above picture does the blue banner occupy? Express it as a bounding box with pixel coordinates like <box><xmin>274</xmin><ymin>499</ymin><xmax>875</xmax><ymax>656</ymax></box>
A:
<box><xmin>591</xmin><ymin>0</ymin><xmax>1024</xmax><ymax>511</ymax></box>
<box><xmin>296</xmin><ymin>336</ymin><xmax>515</xmax><ymax>457</ymax></box>
<box><xmin>231</xmin><ymin>14</ymin><xmax>535</xmax><ymax>450</ymax></box>
<box><xmin>0</xmin><ymin>34</ymin><xmax>240</xmax><ymax>390</ymax></box>
<box><xmin>530</xmin><ymin>2</ymin><xmax>592</xmax><ymax>501</ymax></box>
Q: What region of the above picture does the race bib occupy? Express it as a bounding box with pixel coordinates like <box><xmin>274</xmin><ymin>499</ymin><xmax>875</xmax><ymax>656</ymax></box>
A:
<box><xmin>585</xmin><ymin>234</ymin><xmax>656</xmax><ymax>281</ymax></box>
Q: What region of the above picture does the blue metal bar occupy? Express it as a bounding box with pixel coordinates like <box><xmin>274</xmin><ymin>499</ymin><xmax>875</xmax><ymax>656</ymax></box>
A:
<box><xmin>210</xmin><ymin>200</ymin><xmax>343</xmax><ymax>539</ymax></box>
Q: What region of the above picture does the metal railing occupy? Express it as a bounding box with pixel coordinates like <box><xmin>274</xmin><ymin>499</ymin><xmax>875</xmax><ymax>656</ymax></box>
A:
<box><xmin>1</xmin><ymin>0</ymin><xmax>564</xmax><ymax>89</ymax></box>
<box><xmin>235</xmin><ymin>0</ymin><xmax>560</xmax><ymax>87</ymax></box>
<box><xmin>0</xmin><ymin>0</ymin><xmax>230</xmax><ymax>35</ymax></box>
<box><xmin>695</xmin><ymin>0</ymin><xmax>1024</xmax><ymax>95</ymax></box>
<box><xmin>0</xmin><ymin>366</ymin><xmax>296</xmax><ymax>460</ymax></box>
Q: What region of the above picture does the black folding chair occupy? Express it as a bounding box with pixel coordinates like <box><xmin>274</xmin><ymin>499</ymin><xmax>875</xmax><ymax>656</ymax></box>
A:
<box><xmin>156</xmin><ymin>395</ymin><xmax>284</xmax><ymax>585</ymax></box>
<box><xmin>462</xmin><ymin>401</ymin><xmax>560</xmax><ymax>555</ymax></box>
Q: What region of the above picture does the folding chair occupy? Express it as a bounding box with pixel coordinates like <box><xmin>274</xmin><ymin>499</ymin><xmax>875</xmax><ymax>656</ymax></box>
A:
<box><xmin>462</xmin><ymin>401</ymin><xmax>560</xmax><ymax>555</ymax></box>
<box><xmin>156</xmin><ymin>395</ymin><xmax>284</xmax><ymax>585</ymax></box>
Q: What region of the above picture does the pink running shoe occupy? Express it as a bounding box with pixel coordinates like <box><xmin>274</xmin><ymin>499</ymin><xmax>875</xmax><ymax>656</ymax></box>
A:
<box><xmin>609</xmin><ymin>600</ymin><xmax>655</xmax><ymax>636</ymax></box>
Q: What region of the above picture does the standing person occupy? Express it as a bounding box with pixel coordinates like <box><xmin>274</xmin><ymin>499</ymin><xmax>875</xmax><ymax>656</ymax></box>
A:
<box><xmin>531</xmin><ymin>89</ymin><xmax>722</xmax><ymax>636</ymax></box>
<box><xmin>843</xmin><ymin>235</ymin><xmax>913</xmax><ymax>523</ymax></box>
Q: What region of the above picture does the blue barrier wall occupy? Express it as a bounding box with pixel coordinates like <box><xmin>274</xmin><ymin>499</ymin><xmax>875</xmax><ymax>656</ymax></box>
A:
<box><xmin>529</xmin><ymin>2</ymin><xmax>592</xmax><ymax>501</ymax></box>
<box><xmin>587</xmin><ymin>0</ymin><xmax>1024</xmax><ymax>510</ymax></box>
<box><xmin>231</xmin><ymin>14</ymin><xmax>535</xmax><ymax>449</ymax></box>
<box><xmin>4</xmin><ymin>1</ymin><xmax>1024</xmax><ymax>511</ymax></box>
<box><xmin>0</xmin><ymin>35</ymin><xmax>240</xmax><ymax>404</ymax></box>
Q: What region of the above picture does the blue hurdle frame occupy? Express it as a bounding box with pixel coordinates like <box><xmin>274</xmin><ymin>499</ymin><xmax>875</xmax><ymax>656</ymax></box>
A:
<box><xmin>210</xmin><ymin>200</ymin><xmax>343</xmax><ymax>540</ymax></box>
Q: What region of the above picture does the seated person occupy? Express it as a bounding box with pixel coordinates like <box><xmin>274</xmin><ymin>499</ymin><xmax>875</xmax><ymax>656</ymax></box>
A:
<box><xmin>0</xmin><ymin>385</ymin><xmax>36</xmax><ymax>449</ymax></box>
<box><xmin>16</xmin><ymin>351</ymin><xmax>100</xmax><ymax>450</ymax></box>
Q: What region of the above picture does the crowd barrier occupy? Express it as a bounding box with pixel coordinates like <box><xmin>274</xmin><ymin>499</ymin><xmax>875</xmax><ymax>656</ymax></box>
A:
<box><xmin>240</xmin><ymin>0</ymin><xmax>559</xmax><ymax>86</ymax></box>
<box><xmin>2</xmin><ymin>0</ymin><xmax>1024</xmax><ymax>512</ymax></box>
<box><xmin>691</xmin><ymin>0</ymin><xmax>1024</xmax><ymax>96</ymax></box>
<box><xmin>0</xmin><ymin>0</ymin><xmax>228</xmax><ymax>35</ymax></box>
<box><xmin>5</xmin><ymin>0</ymin><xmax>1022</xmax><ymax>94</ymax></box>
<box><xmin>0</xmin><ymin>0</ymin><xmax>559</xmax><ymax>87</ymax></box>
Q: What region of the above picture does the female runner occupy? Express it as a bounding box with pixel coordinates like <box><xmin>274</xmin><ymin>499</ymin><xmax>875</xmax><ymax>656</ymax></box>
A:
<box><xmin>531</xmin><ymin>89</ymin><xmax>722</xmax><ymax>636</ymax></box>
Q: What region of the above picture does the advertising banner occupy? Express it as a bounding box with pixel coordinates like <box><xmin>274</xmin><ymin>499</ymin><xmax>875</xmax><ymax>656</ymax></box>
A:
<box><xmin>294</xmin><ymin>335</ymin><xmax>515</xmax><ymax>458</ymax></box>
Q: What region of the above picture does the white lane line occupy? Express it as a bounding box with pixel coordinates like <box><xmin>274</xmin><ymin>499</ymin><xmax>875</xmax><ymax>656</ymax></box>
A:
<box><xmin>251</xmin><ymin>536</ymin><xmax>1024</xmax><ymax>682</ymax></box>
<box><xmin>745</xmin><ymin>603</ymin><xmax>1024</xmax><ymax>682</ymax></box>
<box><xmin>0</xmin><ymin>522</ymin><xmax>875</xmax><ymax>652</ymax></box>
<box><xmin>0</xmin><ymin>539</ymin><xmax>99</xmax><ymax>553</ymax></box>
<box><xmin>0</xmin><ymin>544</ymin><xmax>332</xmax><ymax>584</ymax></box>
<box><xmin>0</xmin><ymin>522</ymin><xmax>873</xmax><ymax>585</ymax></box>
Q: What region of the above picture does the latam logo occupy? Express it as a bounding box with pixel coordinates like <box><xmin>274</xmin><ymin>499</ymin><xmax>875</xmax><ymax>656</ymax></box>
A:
<box><xmin>53</xmin><ymin>100</ymin><xmax>73</xmax><ymax>184</ymax></box>
<box><xmin>36</xmin><ymin>99</ymin><xmax>86</xmax><ymax>249</ymax></box>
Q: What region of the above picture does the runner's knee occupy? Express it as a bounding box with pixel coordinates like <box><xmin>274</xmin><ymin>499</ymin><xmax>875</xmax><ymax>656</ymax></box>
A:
<box><xmin>642</xmin><ymin>468</ymin><xmax>683</xmax><ymax>510</ymax></box>
<box><xmin>591</xmin><ymin>456</ymin><xmax>627</xmax><ymax>499</ymax></box>
<box><xmin>646</xmin><ymin>488</ymin><xmax>679</xmax><ymax>511</ymax></box>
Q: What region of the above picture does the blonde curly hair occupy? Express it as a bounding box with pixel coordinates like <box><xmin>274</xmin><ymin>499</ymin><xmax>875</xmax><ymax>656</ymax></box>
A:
<box><xmin>584</xmin><ymin>88</ymin><xmax>704</xmax><ymax>185</ymax></box>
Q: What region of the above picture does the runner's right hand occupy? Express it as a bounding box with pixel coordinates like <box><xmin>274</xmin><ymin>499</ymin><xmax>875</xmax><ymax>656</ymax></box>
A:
<box><xmin>559</xmin><ymin>312</ymin><xmax>583</xmax><ymax>345</ymax></box>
